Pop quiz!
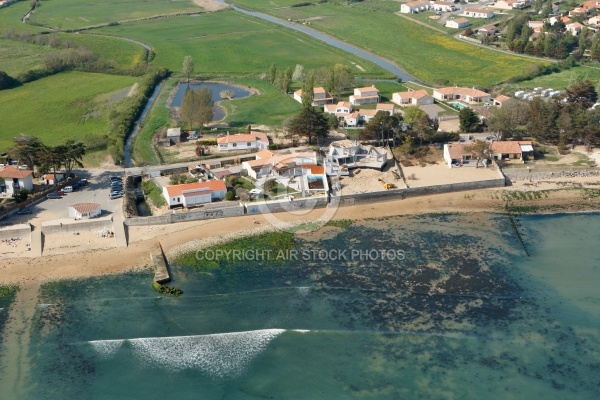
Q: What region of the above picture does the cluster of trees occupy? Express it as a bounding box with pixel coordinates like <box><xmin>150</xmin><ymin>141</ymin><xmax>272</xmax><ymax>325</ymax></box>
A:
<box><xmin>489</xmin><ymin>79</ymin><xmax>600</xmax><ymax>150</ymax></box>
<box><xmin>7</xmin><ymin>134</ymin><xmax>86</xmax><ymax>176</ymax></box>
<box><xmin>180</xmin><ymin>87</ymin><xmax>214</xmax><ymax>133</ymax></box>
<box><xmin>264</xmin><ymin>63</ymin><xmax>354</xmax><ymax>97</ymax></box>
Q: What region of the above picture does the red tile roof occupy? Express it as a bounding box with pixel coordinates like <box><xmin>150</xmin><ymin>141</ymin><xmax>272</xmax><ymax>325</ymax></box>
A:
<box><xmin>71</xmin><ymin>203</ymin><xmax>100</xmax><ymax>214</ymax></box>
<box><xmin>216</xmin><ymin>132</ymin><xmax>268</xmax><ymax>144</ymax></box>
<box><xmin>165</xmin><ymin>180</ymin><xmax>226</xmax><ymax>197</ymax></box>
<box><xmin>0</xmin><ymin>165</ymin><xmax>33</xmax><ymax>179</ymax></box>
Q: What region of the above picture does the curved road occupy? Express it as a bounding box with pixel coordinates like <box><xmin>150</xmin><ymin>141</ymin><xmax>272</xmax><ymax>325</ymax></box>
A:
<box><xmin>218</xmin><ymin>1</ymin><xmax>417</xmax><ymax>82</ymax></box>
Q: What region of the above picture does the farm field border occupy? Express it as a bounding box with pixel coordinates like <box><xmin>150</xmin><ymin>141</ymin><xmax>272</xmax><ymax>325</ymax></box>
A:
<box><xmin>226</xmin><ymin>0</ymin><xmax>548</xmax><ymax>87</ymax></box>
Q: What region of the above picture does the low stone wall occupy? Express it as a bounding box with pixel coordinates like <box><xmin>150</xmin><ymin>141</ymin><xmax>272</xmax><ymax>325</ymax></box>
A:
<box><xmin>245</xmin><ymin>196</ymin><xmax>328</xmax><ymax>214</ymax></box>
<box><xmin>0</xmin><ymin>224</ymin><xmax>31</xmax><ymax>239</ymax></box>
<box><xmin>333</xmin><ymin>178</ymin><xmax>506</xmax><ymax>206</ymax></box>
<box><xmin>42</xmin><ymin>218</ymin><xmax>113</xmax><ymax>234</ymax></box>
<box><xmin>124</xmin><ymin>203</ymin><xmax>245</xmax><ymax>226</ymax></box>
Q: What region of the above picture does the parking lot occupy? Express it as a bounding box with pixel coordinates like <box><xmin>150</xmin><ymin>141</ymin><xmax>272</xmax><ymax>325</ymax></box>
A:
<box><xmin>6</xmin><ymin>170</ymin><xmax>125</xmax><ymax>226</ymax></box>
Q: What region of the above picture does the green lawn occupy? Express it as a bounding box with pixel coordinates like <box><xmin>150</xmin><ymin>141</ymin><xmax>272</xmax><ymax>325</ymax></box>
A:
<box><xmin>227</xmin><ymin>0</ymin><xmax>548</xmax><ymax>87</ymax></box>
<box><xmin>0</xmin><ymin>2</ymin><xmax>48</xmax><ymax>34</ymax></box>
<box><xmin>0</xmin><ymin>38</ymin><xmax>54</xmax><ymax>76</ymax></box>
<box><xmin>0</xmin><ymin>71</ymin><xmax>138</xmax><ymax>151</ymax></box>
<box><xmin>27</xmin><ymin>0</ymin><xmax>201</xmax><ymax>30</ymax></box>
<box><xmin>509</xmin><ymin>65</ymin><xmax>600</xmax><ymax>90</ymax></box>
<box><xmin>59</xmin><ymin>33</ymin><xmax>147</xmax><ymax>69</ymax></box>
<box><xmin>221</xmin><ymin>78</ymin><xmax>302</xmax><ymax>127</ymax></box>
<box><xmin>93</xmin><ymin>10</ymin><xmax>391</xmax><ymax>78</ymax></box>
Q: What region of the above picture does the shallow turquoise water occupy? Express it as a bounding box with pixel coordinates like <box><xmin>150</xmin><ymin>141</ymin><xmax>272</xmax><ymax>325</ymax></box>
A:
<box><xmin>2</xmin><ymin>213</ymin><xmax>600</xmax><ymax>399</ymax></box>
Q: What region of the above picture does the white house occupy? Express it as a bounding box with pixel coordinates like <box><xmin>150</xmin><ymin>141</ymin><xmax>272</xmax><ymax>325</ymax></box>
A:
<box><xmin>241</xmin><ymin>150</ymin><xmax>317</xmax><ymax>179</ymax></box>
<box><xmin>400</xmin><ymin>0</ymin><xmax>430</xmax><ymax>14</ymax></box>
<box><xmin>342</xmin><ymin>111</ymin><xmax>360</xmax><ymax>127</ymax></box>
<box><xmin>216</xmin><ymin>131</ymin><xmax>269</xmax><ymax>152</ymax></box>
<box><xmin>392</xmin><ymin>90</ymin><xmax>434</xmax><ymax>106</ymax></box>
<box><xmin>432</xmin><ymin>1</ymin><xmax>455</xmax><ymax>12</ymax></box>
<box><xmin>162</xmin><ymin>180</ymin><xmax>227</xmax><ymax>208</ymax></box>
<box><xmin>463</xmin><ymin>8</ymin><xmax>494</xmax><ymax>18</ymax></box>
<box><xmin>349</xmin><ymin>86</ymin><xmax>380</xmax><ymax>105</ymax></box>
<box><xmin>433</xmin><ymin>87</ymin><xmax>491</xmax><ymax>104</ymax></box>
<box><xmin>41</xmin><ymin>172</ymin><xmax>65</xmax><ymax>185</ymax></box>
<box><xmin>293</xmin><ymin>86</ymin><xmax>334</xmax><ymax>106</ymax></box>
<box><xmin>494</xmin><ymin>0</ymin><xmax>530</xmax><ymax>9</ymax></box>
<box><xmin>324</xmin><ymin>140</ymin><xmax>388</xmax><ymax>175</ymax></box>
<box><xmin>446</xmin><ymin>17</ymin><xmax>471</xmax><ymax>29</ymax></box>
<box><xmin>376</xmin><ymin>103</ymin><xmax>396</xmax><ymax>115</ymax></box>
<box><xmin>443</xmin><ymin>143</ymin><xmax>479</xmax><ymax>167</ymax></box>
<box><xmin>0</xmin><ymin>166</ymin><xmax>34</xmax><ymax>196</ymax></box>
<box><xmin>324</xmin><ymin>101</ymin><xmax>353</xmax><ymax>115</ymax></box>
<box><xmin>587</xmin><ymin>15</ymin><xmax>600</xmax><ymax>25</ymax></box>
<box><xmin>566</xmin><ymin>22</ymin><xmax>584</xmax><ymax>36</ymax></box>
<box><xmin>359</xmin><ymin>109</ymin><xmax>379</xmax><ymax>124</ymax></box>
<box><xmin>68</xmin><ymin>203</ymin><xmax>102</xmax><ymax>220</ymax></box>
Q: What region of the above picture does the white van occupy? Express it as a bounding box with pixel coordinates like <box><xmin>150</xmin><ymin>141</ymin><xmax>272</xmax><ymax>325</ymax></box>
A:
<box><xmin>63</xmin><ymin>186</ymin><xmax>73</xmax><ymax>193</ymax></box>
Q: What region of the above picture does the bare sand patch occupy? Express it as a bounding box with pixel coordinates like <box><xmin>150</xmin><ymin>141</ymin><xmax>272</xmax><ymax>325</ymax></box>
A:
<box><xmin>403</xmin><ymin>163</ymin><xmax>501</xmax><ymax>188</ymax></box>
<box><xmin>193</xmin><ymin>0</ymin><xmax>229</xmax><ymax>11</ymax></box>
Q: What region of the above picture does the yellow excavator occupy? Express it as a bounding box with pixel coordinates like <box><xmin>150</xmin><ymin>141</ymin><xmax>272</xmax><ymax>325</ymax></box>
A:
<box><xmin>378</xmin><ymin>178</ymin><xmax>394</xmax><ymax>190</ymax></box>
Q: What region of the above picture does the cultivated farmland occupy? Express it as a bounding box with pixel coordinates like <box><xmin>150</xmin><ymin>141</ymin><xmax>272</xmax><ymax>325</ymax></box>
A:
<box><xmin>93</xmin><ymin>10</ymin><xmax>391</xmax><ymax>78</ymax></box>
<box><xmin>227</xmin><ymin>0</ymin><xmax>548</xmax><ymax>87</ymax></box>
<box><xmin>0</xmin><ymin>71</ymin><xmax>138</xmax><ymax>150</ymax></box>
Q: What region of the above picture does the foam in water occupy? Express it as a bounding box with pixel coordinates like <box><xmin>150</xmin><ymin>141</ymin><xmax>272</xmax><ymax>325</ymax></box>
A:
<box><xmin>91</xmin><ymin>329</ymin><xmax>285</xmax><ymax>378</ymax></box>
<box><xmin>89</xmin><ymin>339</ymin><xmax>125</xmax><ymax>358</ymax></box>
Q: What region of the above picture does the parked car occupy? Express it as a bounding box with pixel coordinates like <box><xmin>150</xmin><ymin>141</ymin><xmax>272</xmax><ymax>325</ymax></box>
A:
<box><xmin>47</xmin><ymin>193</ymin><xmax>61</xmax><ymax>199</ymax></box>
<box><xmin>79</xmin><ymin>179</ymin><xmax>88</xmax><ymax>185</ymax></box>
<box><xmin>109</xmin><ymin>192</ymin><xmax>123</xmax><ymax>199</ymax></box>
<box><xmin>56</xmin><ymin>190</ymin><xmax>65</xmax><ymax>196</ymax></box>
<box><xmin>111</xmin><ymin>185</ymin><xmax>123</xmax><ymax>191</ymax></box>
<box><xmin>110</xmin><ymin>176</ymin><xmax>122</xmax><ymax>182</ymax></box>
<box><xmin>16</xmin><ymin>208</ymin><xmax>32</xmax><ymax>215</ymax></box>
<box><xmin>63</xmin><ymin>186</ymin><xmax>73</xmax><ymax>193</ymax></box>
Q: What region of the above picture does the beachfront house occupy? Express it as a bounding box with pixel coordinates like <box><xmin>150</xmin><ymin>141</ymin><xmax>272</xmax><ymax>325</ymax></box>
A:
<box><xmin>446</xmin><ymin>18</ymin><xmax>471</xmax><ymax>29</ymax></box>
<box><xmin>433</xmin><ymin>87</ymin><xmax>491</xmax><ymax>104</ymax></box>
<box><xmin>0</xmin><ymin>165</ymin><xmax>34</xmax><ymax>196</ymax></box>
<box><xmin>400</xmin><ymin>0</ymin><xmax>430</xmax><ymax>14</ymax></box>
<box><xmin>392</xmin><ymin>90</ymin><xmax>434</xmax><ymax>106</ymax></box>
<box><xmin>68</xmin><ymin>203</ymin><xmax>102</xmax><ymax>220</ymax></box>
<box><xmin>443</xmin><ymin>143</ymin><xmax>480</xmax><ymax>167</ymax></box>
<box><xmin>349</xmin><ymin>86</ymin><xmax>380</xmax><ymax>105</ymax></box>
<box><xmin>162</xmin><ymin>180</ymin><xmax>227</xmax><ymax>208</ymax></box>
<box><xmin>293</xmin><ymin>87</ymin><xmax>334</xmax><ymax>106</ymax></box>
<box><xmin>490</xmin><ymin>141</ymin><xmax>534</xmax><ymax>161</ymax></box>
<box><xmin>216</xmin><ymin>131</ymin><xmax>269</xmax><ymax>152</ymax></box>
<box><xmin>324</xmin><ymin>140</ymin><xmax>387</xmax><ymax>176</ymax></box>
<box><xmin>241</xmin><ymin>150</ymin><xmax>317</xmax><ymax>179</ymax></box>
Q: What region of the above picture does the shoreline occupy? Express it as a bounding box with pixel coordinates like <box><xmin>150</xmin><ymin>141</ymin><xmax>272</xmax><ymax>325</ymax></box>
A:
<box><xmin>0</xmin><ymin>185</ymin><xmax>599</xmax><ymax>287</ymax></box>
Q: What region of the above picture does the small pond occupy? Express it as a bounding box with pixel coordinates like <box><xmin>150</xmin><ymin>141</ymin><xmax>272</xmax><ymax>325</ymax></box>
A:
<box><xmin>169</xmin><ymin>82</ymin><xmax>252</xmax><ymax>122</ymax></box>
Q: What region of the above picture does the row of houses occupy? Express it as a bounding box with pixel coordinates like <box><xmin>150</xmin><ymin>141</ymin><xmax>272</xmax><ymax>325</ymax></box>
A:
<box><xmin>392</xmin><ymin>87</ymin><xmax>492</xmax><ymax>106</ymax></box>
<box><xmin>443</xmin><ymin>141</ymin><xmax>534</xmax><ymax>167</ymax></box>
<box><xmin>323</xmin><ymin>101</ymin><xmax>395</xmax><ymax>127</ymax></box>
<box><xmin>400</xmin><ymin>1</ymin><xmax>494</xmax><ymax>18</ymax></box>
<box><xmin>293</xmin><ymin>86</ymin><xmax>381</xmax><ymax>107</ymax></box>
<box><xmin>527</xmin><ymin>1</ymin><xmax>600</xmax><ymax>38</ymax></box>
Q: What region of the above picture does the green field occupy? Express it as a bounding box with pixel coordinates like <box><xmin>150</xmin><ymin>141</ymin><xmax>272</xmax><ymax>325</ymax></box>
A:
<box><xmin>59</xmin><ymin>33</ymin><xmax>147</xmax><ymax>69</ymax></box>
<box><xmin>510</xmin><ymin>65</ymin><xmax>600</xmax><ymax>90</ymax></box>
<box><xmin>0</xmin><ymin>71</ymin><xmax>137</xmax><ymax>151</ymax></box>
<box><xmin>27</xmin><ymin>0</ymin><xmax>201</xmax><ymax>30</ymax></box>
<box><xmin>227</xmin><ymin>0</ymin><xmax>547</xmax><ymax>86</ymax></box>
<box><xmin>0</xmin><ymin>38</ymin><xmax>54</xmax><ymax>76</ymax></box>
<box><xmin>0</xmin><ymin>2</ymin><xmax>48</xmax><ymax>34</ymax></box>
<box><xmin>94</xmin><ymin>10</ymin><xmax>391</xmax><ymax>78</ymax></box>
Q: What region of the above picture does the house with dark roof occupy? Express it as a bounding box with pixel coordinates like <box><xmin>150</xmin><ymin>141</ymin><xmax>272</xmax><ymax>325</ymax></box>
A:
<box><xmin>0</xmin><ymin>165</ymin><xmax>34</xmax><ymax>195</ymax></box>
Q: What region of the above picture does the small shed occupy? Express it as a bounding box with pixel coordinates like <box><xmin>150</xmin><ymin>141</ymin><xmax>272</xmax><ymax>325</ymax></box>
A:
<box><xmin>167</xmin><ymin>128</ymin><xmax>182</xmax><ymax>145</ymax></box>
<box><xmin>68</xmin><ymin>203</ymin><xmax>102</xmax><ymax>220</ymax></box>
<box><xmin>42</xmin><ymin>172</ymin><xmax>65</xmax><ymax>185</ymax></box>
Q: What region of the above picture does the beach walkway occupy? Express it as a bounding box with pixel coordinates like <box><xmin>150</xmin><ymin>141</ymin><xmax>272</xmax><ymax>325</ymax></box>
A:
<box><xmin>150</xmin><ymin>243</ymin><xmax>171</xmax><ymax>284</ymax></box>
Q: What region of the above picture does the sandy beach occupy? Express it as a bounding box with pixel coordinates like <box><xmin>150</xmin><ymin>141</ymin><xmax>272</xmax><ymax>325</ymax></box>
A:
<box><xmin>1</xmin><ymin>180</ymin><xmax>599</xmax><ymax>286</ymax></box>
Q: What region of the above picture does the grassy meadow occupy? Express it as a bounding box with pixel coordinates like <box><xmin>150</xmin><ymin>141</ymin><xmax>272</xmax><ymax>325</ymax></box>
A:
<box><xmin>509</xmin><ymin>65</ymin><xmax>600</xmax><ymax>90</ymax></box>
<box><xmin>0</xmin><ymin>2</ymin><xmax>48</xmax><ymax>34</ymax></box>
<box><xmin>59</xmin><ymin>33</ymin><xmax>147</xmax><ymax>69</ymax></box>
<box><xmin>227</xmin><ymin>0</ymin><xmax>548</xmax><ymax>87</ymax></box>
<box><xmin>0</xmin><ymin>38</ymin><xmax>54</xmax><ymax>76</ymax></box>
<box><xmin>0</xmin><ymin>71</ymin><xmax>137</xmax><ymax>151</ymax></box>
<box><xmin>27</xmin><ymin>0</ymin><xmax>201</xmax><ymax>30</ymax></box>
<box><xmin>94</xmin><ymin>10</ymin><xmax>391</xmax><ymax>78</ymax></box>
